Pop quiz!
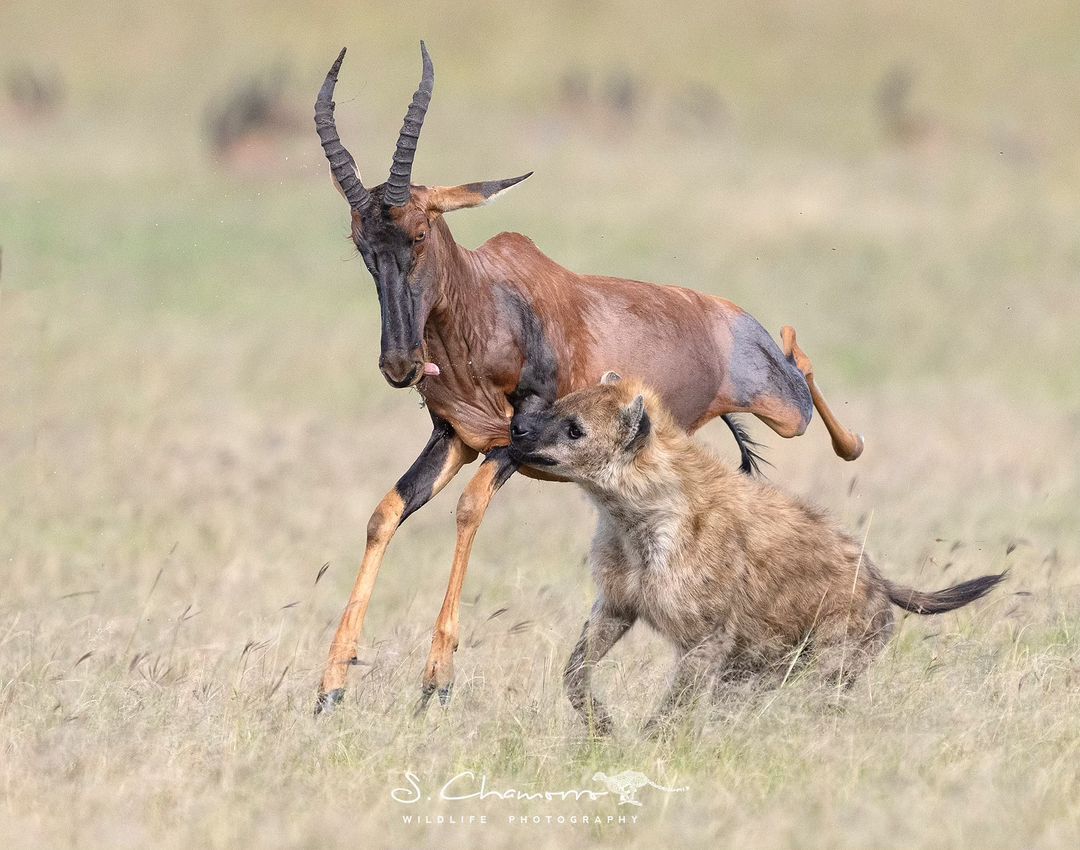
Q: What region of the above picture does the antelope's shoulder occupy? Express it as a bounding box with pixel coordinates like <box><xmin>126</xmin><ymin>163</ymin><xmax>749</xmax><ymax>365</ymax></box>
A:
<box><xmin>476</xmin><ymin>232</ymin><xmax>574</xmax><ymax>280</ymax></box>
<box><xmin>476</xmin><ymin>231</ymin><xmax>542</xmax><ymax>259</ymax></box>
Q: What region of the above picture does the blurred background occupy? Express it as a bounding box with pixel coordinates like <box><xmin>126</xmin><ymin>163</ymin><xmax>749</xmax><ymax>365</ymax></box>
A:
<box><xmin>2</xmin><ymin>2</ymin><xmax>1079</xmax><ymax>848</ymax></box>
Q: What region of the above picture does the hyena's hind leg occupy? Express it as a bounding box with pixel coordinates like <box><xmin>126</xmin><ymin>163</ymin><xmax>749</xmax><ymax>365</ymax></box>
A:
<box><xmin>812</xmin><ymin>599</ymin><xmax>894</xmax><ymax>692</ymax></box>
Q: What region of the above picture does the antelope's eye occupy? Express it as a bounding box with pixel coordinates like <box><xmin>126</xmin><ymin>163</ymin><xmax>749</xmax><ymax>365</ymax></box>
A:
<box><xmin>567</xmin><ymin>421</ymin><xmax>585</xmax><ymax>440</ymax></box>
<box><xmin>413</xmin><ymin>231</ymin><xmax>426</xmax><ymax>244</ymax></box>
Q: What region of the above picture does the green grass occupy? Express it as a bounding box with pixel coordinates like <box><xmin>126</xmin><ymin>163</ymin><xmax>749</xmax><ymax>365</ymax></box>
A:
<box><xmin>2</xmin><ymin>1</ymin><xmax>1080</xmax><ymax>848</ymax></box>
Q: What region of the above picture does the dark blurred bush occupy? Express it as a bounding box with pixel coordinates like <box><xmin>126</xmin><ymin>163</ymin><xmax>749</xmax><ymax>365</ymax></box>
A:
<box><xmin>203</xmin><ymin>63</ymin><xmax>304</xmax><ymax>166</ymax></box>
<box><xmin>5</xmin><ymin>65</ymin><xmax>65</xmax><ymax>117</ymax></box>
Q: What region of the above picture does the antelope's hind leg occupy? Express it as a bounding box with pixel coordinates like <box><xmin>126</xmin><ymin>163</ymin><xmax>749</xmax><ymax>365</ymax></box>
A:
<box><xmin>780</xmin><ymin>325</ymin><xmax>865</xmax><ymax>461</ymax></box>
<box><xmin>314</xmin><ymin>419</ymin><xmax>476</xmax><ymax>716</ymax></box>
<box><xmin>416</xmin><ymin>447</ymin><xmax>517</xmax><ymax>711</ymax></box>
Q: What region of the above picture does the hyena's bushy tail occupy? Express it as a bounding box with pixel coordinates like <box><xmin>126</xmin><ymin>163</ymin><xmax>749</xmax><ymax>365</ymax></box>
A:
<box><xmin>886</xmin><ymin>571</ymin><xmax>1007</xmax><ymax>615</ymax></box>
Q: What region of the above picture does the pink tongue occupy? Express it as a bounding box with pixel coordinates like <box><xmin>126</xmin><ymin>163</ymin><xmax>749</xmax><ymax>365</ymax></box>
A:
<box><xmin>423</xmin><ymin>362</ymin><xmax>441</xmax><ymax>376</ymax></box>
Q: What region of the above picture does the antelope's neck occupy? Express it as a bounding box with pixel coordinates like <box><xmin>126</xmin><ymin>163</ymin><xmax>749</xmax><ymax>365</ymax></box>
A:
<box><xmin>424</xmin><ymin>224</ymin><xmax>499</xmax><ymax>362</ymax></box>
<box><xmin>417</xmin><ymin>224</ymin><xmax>515</xmax><ymax>451</ymax></box>
<box><xmin>435</xmin><ymin>234</ymin><xmax>495</xmax><ymax>329</ymax></box>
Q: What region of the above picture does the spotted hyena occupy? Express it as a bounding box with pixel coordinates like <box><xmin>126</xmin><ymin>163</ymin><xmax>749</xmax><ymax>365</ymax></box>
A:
<box><xmin>509</xmin><ymin>373</ymin><xmax>1004</xmax><ymax>734</ymax></box>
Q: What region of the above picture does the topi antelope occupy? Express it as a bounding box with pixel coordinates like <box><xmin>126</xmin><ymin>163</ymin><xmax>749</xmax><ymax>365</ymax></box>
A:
<box><xmin>312</xmin><ymin>42</ymin><xmax>865</xmax><ymax>715</ymax></box>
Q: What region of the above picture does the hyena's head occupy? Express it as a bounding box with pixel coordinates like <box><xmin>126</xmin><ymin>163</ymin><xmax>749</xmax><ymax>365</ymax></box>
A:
<box><xmin>508</xmin><ymin>372</ymin><xmax>656</xmax><ymax>488</ymax></box>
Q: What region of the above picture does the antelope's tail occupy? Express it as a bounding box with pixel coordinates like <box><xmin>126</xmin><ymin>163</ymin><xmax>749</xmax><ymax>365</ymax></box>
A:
<box><xmin>886</xmin><ymin>571</ymin><xmax>1007</xmax><ymax>615</ymax></box>
<box><xmin>722</xmin><ymin>414</ymin><xmax>769</xmax><ymax>477</ymax></box>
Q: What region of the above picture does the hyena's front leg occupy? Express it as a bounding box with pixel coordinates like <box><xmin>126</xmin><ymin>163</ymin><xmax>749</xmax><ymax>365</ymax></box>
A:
<box><xmin>564</xmin><ymin>600</ymin><xmax>635</xmax><ymax>736</ymax></box>
<box><xmin>643</xmin><ymin>625</ymin><xmax>735</xmax><ymax>736</ymax></box>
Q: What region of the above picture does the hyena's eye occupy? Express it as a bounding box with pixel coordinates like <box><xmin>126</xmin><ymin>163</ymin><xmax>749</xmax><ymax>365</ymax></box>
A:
<box><xmin>567</xmin><ymin>421</ymin><xmax>585</xmax><ymax>440</ymax></box>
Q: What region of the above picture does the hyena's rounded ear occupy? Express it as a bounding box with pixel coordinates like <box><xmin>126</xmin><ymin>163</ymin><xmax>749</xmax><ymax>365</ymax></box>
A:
<box><xmin>620</xmin><ymin>394</ymin><xmax>651</xmax><ymax>451</ymax></box>
<box><xmin>600</xmin><ymin>371</ymin><xmax>622</xmax><ymax>385</ymax></box>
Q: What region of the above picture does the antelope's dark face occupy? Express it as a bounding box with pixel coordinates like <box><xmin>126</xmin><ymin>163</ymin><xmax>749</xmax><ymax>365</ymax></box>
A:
<box><xmin>315</xmin><ymin>43</ymin><xmax>530</xmax><ymax>389</ymax></box>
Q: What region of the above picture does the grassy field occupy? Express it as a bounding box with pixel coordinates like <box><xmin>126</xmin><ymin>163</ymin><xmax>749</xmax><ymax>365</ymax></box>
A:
<box><xmin>2</xmin><ymin>2</ymin><xmax>1080</xmax><ymax>848</ymax></box>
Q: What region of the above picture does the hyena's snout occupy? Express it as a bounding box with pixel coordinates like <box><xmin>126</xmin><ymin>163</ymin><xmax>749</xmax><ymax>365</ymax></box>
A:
<box><xmin>508</xmin><ymin>408</ymin><xmax>560</xmax><ymax>466</ymax></box>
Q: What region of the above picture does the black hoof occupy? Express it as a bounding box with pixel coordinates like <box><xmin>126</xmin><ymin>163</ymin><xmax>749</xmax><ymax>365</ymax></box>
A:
<box><xmin>414</xmin><ymin>682</ymin><xmax>453</xmax><ymax>716</ymax></box>
<box><xmin>414</xmin><ymin>685</ymin><xmax>436</xmax><ymax>717</ymax></box>
<box><xmin>314</xmin><ymin>688</ymin><xmax>345</xmax><ymax>717</ymax></box>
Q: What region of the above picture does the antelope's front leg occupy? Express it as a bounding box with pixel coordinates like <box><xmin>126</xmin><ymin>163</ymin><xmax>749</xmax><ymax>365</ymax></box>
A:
<box><xmin>315</xmin><ymin>420</ymin><xmax>475</xmax><ymax>715</ymax></box>
<box><xmin>564</xmin><ymin>600</ymin><xmax>636</xmax><ymax>736</ymax></box>
<box><xmin>417</xmin><ymin>447</ymin><xmax>517</xmax><ymax>709</ymax></box>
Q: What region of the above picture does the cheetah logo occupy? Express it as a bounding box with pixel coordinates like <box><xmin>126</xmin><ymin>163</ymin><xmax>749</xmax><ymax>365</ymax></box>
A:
<box><xmin>591</xmin><ymin>770</ymin><xmax>689</xmax><ymax>806</ymax></box>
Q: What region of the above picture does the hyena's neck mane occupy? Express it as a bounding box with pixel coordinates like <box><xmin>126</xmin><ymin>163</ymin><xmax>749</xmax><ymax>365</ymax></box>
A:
<box><xmin>586</xmin><ymin>420</ymin><xmax>694</xmax><ymax>529</ymax></box>
<box><xmin>587</xmin><ymin>479</ymin><xmax>688</xmax><ymax>572</ymax></box>
<box><xmin>629</xmin><ymin>410</ymin><xmax>741</xmax><ymax>511</ymax></box>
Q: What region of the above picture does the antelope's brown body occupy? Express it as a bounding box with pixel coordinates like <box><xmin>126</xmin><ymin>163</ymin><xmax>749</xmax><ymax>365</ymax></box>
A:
<box><xmin>311</xmin><ymin>43</ymin><xmax>865</xmax><ymax>713</ymax></box>
<box><xmin>409</xmin><ymin>220</ymin><xmax>812</xmax><ymax>458</ymax></box>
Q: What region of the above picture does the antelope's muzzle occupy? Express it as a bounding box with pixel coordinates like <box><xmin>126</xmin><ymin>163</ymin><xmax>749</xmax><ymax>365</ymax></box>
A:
<box><xmin>379</xmin><ymin>350</ymin><xmax>425</xmax><ymax>388</ymax></box>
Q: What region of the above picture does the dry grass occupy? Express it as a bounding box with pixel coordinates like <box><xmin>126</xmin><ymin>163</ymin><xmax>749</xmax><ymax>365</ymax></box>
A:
<box><xmin>2</xmin><ymin>1</ymin><xmax>1080</xmax><ymax>848</ymax></box>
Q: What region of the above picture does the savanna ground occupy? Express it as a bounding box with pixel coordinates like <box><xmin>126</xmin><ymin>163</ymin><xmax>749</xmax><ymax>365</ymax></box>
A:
<box><xmin>2</xmin><ymin>2</ymin><xmax>1079</xmax><ymax>848</ymax></box>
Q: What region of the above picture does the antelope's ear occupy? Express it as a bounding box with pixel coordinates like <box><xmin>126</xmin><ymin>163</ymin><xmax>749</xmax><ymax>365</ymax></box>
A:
<box><xmin>600</xmin><ymin>371</ymin><xmax>622</xmax><ymax>385</ymax></box>
<box><xmin>427</xmin><ymin>172</ymin><xmax>532</xmax><ymax>213</ymax></box>
<box><xmin>620</xmin><ymin>394</ymin><xmax>651</xmax><ymax>452</ymax></box>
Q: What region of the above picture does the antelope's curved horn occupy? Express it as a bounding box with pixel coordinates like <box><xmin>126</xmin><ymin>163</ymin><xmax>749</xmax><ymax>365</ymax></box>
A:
<box><xmin>384</xmin><ymin>40</ymin><xmax>434</xmax><ymax>208</ymax></box>
<box><xmin>314</xmin><ymin>47</ymin><xmax>371</xmax><ymax>211</ymax></box>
